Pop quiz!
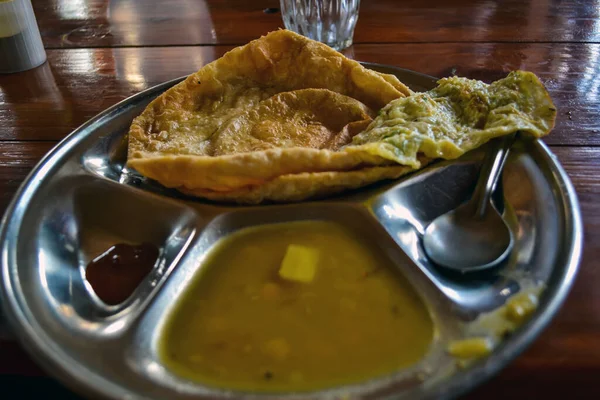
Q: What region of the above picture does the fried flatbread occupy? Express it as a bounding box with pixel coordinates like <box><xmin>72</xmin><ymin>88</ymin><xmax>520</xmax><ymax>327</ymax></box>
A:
<box><xmin>127</xmin><ymin>29</ymin><xmax>556</xmax><ymax>204</ymax></box>
<box><xmin>179</xmin><ymin>164</ymin><xmax>421</xmax><ymax>204</ymax></box>
<box><xmin>210</xmin><ymin>89</ymin><xmax>374</xmax><ymax>156</ymax></box>
<box><xmin>127</xmin><ymin>30</ymin><xmax>411</xmax><ymax>193</ymax></box>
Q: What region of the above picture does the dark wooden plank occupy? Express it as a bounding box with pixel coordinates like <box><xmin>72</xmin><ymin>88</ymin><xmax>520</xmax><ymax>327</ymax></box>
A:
<box><xmin>0</xmin><ymin>343</ymin><xmax>46</xmax><ymax>376</ymax></box>
<box><xmin>0</xmin><ymin>43</ymin><xmax>597</xmax><ymax>144</ymax></box>
<box><xmin>0</xmin><ymin>376</ymin><xmax>80</xmax><ymax>399</ymax></box>
<box><xmin>0</xmin><ymin>46</ymin><xmax>233</xmax><ymax>141</ymax></box>
<box><xmin>33</xmin><ymin>0</ymin><xmax>600</xmax><ymax>48</ymax></box>
<box><xmin>0</xmin><ymin>142</ymin><xmax>56</xmax><ymax>213</ymax></box>
<box><xmin>34</xmin><ymin>0</ymin><xmax>282</xmax><ymax>48</ymax></box>
<box><xmin>0</xmin><ymin>143</ymin><xmax>597</xmax><ymax>398</ymax></box>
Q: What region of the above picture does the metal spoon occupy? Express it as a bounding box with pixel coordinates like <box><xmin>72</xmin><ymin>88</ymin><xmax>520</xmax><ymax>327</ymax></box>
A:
<box><xmin>422</xmin><ymin>134</ymin><xmax>516</xmax><ymax>272</ymax></box>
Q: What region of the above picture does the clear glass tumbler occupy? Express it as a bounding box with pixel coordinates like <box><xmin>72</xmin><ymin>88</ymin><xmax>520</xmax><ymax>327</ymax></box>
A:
<box><xmin>279</xmin><ymin>0</ymin><xmax>361</xmax><ymax>51</ymax></box>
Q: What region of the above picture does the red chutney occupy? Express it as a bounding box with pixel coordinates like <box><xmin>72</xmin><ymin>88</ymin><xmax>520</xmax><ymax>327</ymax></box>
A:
<box><xmin>85</xmin><ymin>242</ymin><xmax>159</xmax><ymax>305</ymax></box>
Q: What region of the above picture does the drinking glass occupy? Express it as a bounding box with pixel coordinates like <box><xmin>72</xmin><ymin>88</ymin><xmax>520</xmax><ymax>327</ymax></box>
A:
<box><xmin>279</xmin><ymin>0</ymin><xmax>361</xmax><ymax>51</ymax></box>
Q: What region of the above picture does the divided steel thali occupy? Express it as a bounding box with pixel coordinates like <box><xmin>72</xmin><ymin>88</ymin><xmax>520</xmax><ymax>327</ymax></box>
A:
<box><xmin>0</xmin><ymin>1</ymin><xmax>598</xmax><ymax>399</ymax></box>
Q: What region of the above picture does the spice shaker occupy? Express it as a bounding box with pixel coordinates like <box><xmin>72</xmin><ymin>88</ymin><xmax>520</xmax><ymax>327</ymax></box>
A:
<box><xmin>0</xmin><ymin>0</ymin><xmax>46</xmax><ymax>73</ymax></box>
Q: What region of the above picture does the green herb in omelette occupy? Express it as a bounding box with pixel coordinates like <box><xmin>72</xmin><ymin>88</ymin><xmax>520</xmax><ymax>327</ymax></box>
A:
<box><xmin>348</xmin><ymin>71</ymin><xmax>556</xmax><ymax>168</ymax></box>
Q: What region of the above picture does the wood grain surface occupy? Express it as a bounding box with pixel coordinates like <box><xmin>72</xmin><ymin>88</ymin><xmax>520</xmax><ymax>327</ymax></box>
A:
<box><xmin>1</xmin><ymin>0</ymin><xmax>599</xmax><ymax>398</ymax></box>
<box><xmin>1</xmin><ymin>43</ymin><xmax>597</xmax><ymax>144</ymax></box>
<box><xmin>32</xmin><ymin>0</ymin><xmax>600</xmax><ymax>48</ymax></box>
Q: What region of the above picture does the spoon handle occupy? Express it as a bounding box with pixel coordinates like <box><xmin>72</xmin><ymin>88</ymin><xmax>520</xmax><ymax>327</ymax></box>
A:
<box><xmin>473</xmin><ymin>133</ymin><xmax>516</xmax><ymax>218</ymax></box>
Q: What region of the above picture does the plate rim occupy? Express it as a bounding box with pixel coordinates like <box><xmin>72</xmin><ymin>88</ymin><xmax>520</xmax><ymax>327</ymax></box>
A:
<box><xmin>0</xmin><ymin>63</ymin><xmax>584</xmax><ymax>400</ymax></box>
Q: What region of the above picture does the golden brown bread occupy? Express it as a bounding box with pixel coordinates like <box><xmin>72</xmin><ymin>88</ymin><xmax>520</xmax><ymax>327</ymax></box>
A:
<box><xmin>126</xmin><ymin>30</ymin><xmax>555</xmax><ymax>204</ymax></box>
<box><xmin>127</xmin><ymin>30</ymin><xmax>412</xmax><ymax>199</ymax></box>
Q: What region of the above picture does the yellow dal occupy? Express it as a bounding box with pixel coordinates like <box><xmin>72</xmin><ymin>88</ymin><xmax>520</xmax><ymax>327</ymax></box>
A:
<box><xmin>158</xmin><ymin>221</ymin><xmax>434</xmax><ymax>392</ymax></box>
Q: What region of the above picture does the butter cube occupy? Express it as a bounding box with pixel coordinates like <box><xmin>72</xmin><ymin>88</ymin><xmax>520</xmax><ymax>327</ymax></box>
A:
<box><xmin>278</xmin><ymin>245</ymin><xmax>319</xmax><ymax>283</ymax></box>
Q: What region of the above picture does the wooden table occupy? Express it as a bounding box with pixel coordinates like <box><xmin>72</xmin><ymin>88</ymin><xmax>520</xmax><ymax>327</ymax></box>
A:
<box><xmin>0</xmin><ymin>0</ymin><xmax>598</xmax><ymax>398</ymax></box>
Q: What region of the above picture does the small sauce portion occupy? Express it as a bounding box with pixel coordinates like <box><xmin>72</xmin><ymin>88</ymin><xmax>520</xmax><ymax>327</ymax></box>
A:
<box><xmin>85</xmin><ymin>242</ymin><xmax>159</xmax><ymax>305</ymax></box>
<box><xmin>159</xmin><ymin>221</ymin><xmax>434</xmax><ymax>392</ymax></box>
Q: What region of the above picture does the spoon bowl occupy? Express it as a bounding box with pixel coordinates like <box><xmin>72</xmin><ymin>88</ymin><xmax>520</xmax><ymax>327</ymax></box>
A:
<box><xmin>423</xmin><ymin>134</ymin><xmax>516</xmax><ymax>272</ymax></box>
<box><xmin>423</xmin><ymin>201</ymin><xmax>514</xmax><ymax>271</ymax></box>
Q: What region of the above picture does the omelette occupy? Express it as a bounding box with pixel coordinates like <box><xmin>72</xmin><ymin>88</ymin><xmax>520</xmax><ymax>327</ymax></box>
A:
<box><xmin>127</xmin><ymin>30</ymin><xmax>556</xmax><ymax>204</ymax></box>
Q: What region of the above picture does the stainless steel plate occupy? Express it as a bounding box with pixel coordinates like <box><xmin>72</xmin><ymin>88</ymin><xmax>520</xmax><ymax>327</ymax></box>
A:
<box><xmin>0</xmin><ymin>64</ymin><xmax>583</xmax><ymax>400</ymax></box>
